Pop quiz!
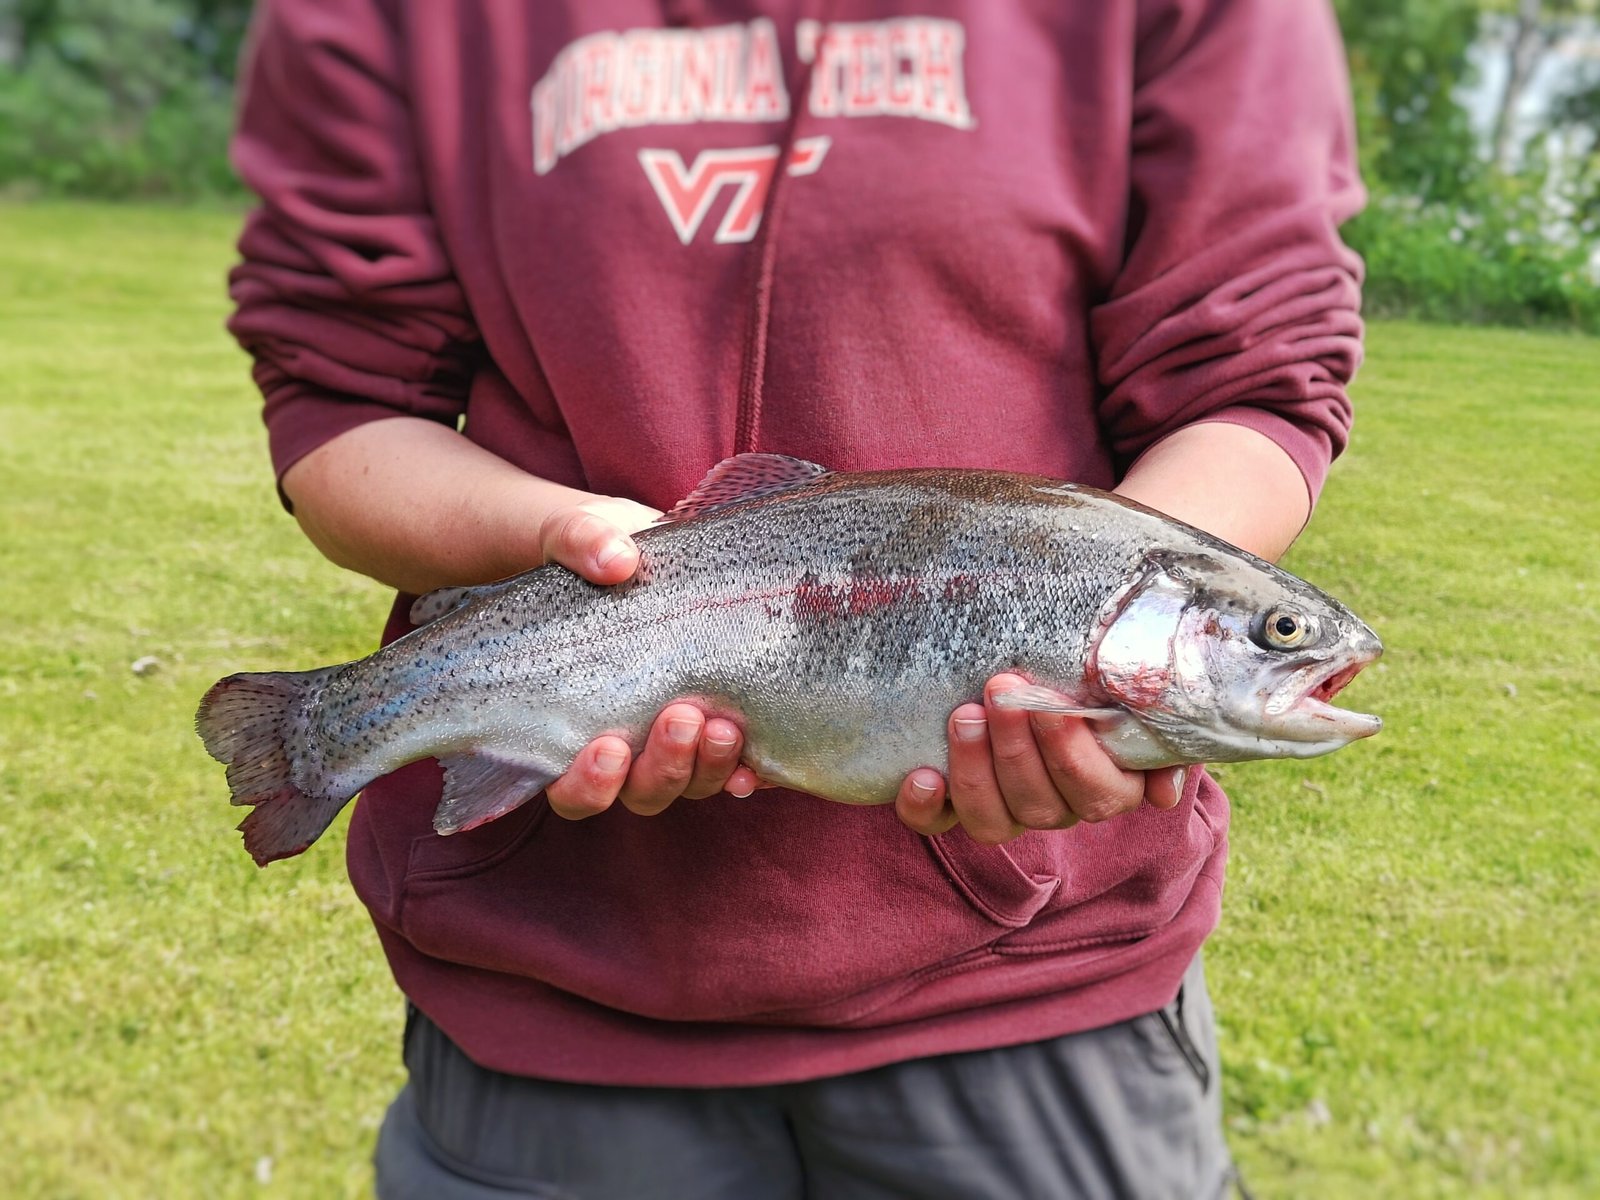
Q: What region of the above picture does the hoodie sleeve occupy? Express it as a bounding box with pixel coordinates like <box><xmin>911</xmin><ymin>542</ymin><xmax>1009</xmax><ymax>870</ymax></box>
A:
<box><xmin>226</xmin><ymin>0</ymin><xmax>480</xmax><ymax>494</ymax></box>
<box><xmin>1090</xmin><ymin>0</ymin><xmax>1365</xmax><ymax>505</ymax></box>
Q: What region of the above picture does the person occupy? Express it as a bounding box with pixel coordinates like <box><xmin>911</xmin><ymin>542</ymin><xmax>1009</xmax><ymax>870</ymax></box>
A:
<box><xmin>227</xmin><ymin>1</ymin><xmax>1364</xmax><ymax>1195</ymax></box>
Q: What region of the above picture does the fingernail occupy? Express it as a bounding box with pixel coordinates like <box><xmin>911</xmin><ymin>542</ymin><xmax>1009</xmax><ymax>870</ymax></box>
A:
<box><xmin>594</xmin><ymin>746</ymin><xmax>627</xmax><ymax>773</ymax></box>
<box><xmin>1172</xmin><ymin>767</ymin><xmax>1188</xmax><ymax>797</ymax></box>
<box><xmin>594</xmin><ymin>537</ymin><xmax>632</xmax><ymax>573</ymax></box>
<box><xmin>704</xmin><ymin>733</ymin><xmax>738</xmax><ymax>755</ymax></box>
<box><xmin>728</xmin><ymin>777</ymin><xmax>754</xmax><ymax>798</ymax></box>
<box><xmin>665</xmin><ymin>717</ymin><xmax>699</xmax><ymax>746</ymax></box>
<box><xmin>952</xmin><ymin>717</ymin><xmax>987</xmax><ymax>742</ymax></box>
<box><xmin>909</xmin><ymin>776</ymin><xmax>937</xmax><ymax>800</ymax></box>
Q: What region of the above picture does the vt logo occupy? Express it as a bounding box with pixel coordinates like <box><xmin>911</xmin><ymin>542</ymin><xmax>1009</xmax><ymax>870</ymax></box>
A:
<box><xmin>638</xmin><ymin>136</ymin><xmax>831</xmax><ymax>245</ymax></box>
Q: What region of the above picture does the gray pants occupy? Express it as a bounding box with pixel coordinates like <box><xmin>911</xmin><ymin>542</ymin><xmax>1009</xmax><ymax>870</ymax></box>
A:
<box><xmin>375</xmin><ymin>957</ymin><xmax>1235</xmax><ymax>1200</ymax></box>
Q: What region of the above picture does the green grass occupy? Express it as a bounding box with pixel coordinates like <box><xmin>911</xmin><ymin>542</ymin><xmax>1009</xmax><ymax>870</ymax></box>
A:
<box><xmin>1</xmin><ymin>203</ymin><xmax>1597</xmax><ymax>1197</ymax></box>
<box><xmin>1210</xmin><ymin>320</ymin><xmax>1600</xmax><ymax>1196</ymax></box>
<box><xmin>0</xmin><ymin>204</ymin><xmax>399</xmax><ymax>1198</ymax></box>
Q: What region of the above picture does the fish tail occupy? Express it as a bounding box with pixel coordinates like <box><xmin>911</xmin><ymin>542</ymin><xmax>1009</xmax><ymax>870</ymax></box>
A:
<box><xmin>195</xmin><ymin>667</ymin><xmax>347</xmax><ymax>866</ymax></box>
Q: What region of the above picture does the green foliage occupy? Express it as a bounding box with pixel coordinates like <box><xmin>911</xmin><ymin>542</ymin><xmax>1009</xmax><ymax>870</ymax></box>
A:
<box><xmin>1545</xmin><ymin>62</ymin><xmax>1600</xmax><ymax>235</ymax></box>
<box><xmin>1334</xmin><ymin>0</ymin><xmax>1600</xmax><ymax>331</ymax></box>
<box><xmin>2</xmin><ymin>203</ymin><xmax>1599</xmax><ymax>1196</ymax></box>
<box><xmin>1335</xmin><ymin>0</ymin><xmax>1486</xmax><ymax>203</ymax></box>
<box><xmin>0</xmin><ymin>0</ymin><xmax>246</xmax><ymax>199</ymax></box>
<box><xmin>1347</xmin><ymin>177</ymin><xmax>1600</xmax><ymax>331</ymax></box>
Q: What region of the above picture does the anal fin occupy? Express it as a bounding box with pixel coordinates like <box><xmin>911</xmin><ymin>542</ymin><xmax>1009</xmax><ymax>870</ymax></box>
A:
<box><xmin>432</xmin><ymin>751</ymin><xmax>560</xmax><ymax>835</ymax></box>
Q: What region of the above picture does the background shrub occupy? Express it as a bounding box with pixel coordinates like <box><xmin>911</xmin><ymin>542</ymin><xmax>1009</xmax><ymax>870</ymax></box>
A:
<box><xmin>0</xmin><ymin>0</ymin><xmax>246</xmax><ymax>199</ymax></box>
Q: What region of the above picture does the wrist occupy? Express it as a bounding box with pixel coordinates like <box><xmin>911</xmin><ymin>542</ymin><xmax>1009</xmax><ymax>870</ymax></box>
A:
<box><xmin>470</xmin><ymin>471</ymin><xmax>584</xmax><ymax>578</ymax></box>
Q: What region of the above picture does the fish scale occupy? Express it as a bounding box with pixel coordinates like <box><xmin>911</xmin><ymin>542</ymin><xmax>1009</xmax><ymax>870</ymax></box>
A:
<box><xmin>196</xmin><ymin>454</ymin><xmax>1383</xmax><ymax>865</ymax></box>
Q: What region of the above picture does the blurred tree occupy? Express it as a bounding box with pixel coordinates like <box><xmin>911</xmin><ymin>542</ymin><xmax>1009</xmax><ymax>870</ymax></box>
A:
<box><xmin>1483</xmin><ymin>0</ymin><xmax>1599</xmax><ymax>169</ymax></box>
<box><xmin>1</xmin><ymin>0</ymin><xmax>80</xmax><ymax>66</ymax></box>
<box><xmin>1492</xmin><ymin>0</ymin><xmax>1551</xmax><ymax>169</ymax></box>
<box><xmin>1545</xmin><ymin>56</ymin><xmax>1600</xmax><ymax>235</ymax></box>
<box><xmin>0</xmin><ymin>0</ymin><xmax>243</xmax><ymax>195</ymax></box>
<box><xmin>1334</xmin><ymin>0</ymin><xmax>1485</xmax><ymax>202</ymax></box>
<box><xmin>0</xmin><ymin>9</ymin><xmax>16</xmax><ymax>68</ymax></box>
<box><xmin>41</xmin><ymin>0</ymin><xmax>202</xmax><ymax>113</ymax></box>
<box><xmin>0</xmin><ymin>0</ymin><xmax>248</xmax><ymax>81</ymax></box>
<box><xmin>180</xmin><ymin>0</ymin><xmax>251</xmax><ymax>84</ymax></box>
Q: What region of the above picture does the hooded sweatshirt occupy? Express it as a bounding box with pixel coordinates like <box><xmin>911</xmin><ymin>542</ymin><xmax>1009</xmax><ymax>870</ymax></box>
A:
<box><xmin>227</xmin><ymin>0</ymin><xmax>1364</xmax><ymax>1086</ymax></box>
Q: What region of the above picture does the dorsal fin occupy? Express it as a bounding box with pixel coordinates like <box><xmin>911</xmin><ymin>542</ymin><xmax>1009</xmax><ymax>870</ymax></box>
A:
<box><xmin>660</xmin><ymin>454</ymin><xmax>831</xmax><ymax>524</ymax></box>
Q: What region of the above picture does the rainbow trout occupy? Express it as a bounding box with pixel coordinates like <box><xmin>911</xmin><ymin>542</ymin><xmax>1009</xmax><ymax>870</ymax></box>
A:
<box><xmin>197</xmin><ymin>454</ymin><xmax>1382</xmax><ymax>865</ymax></box>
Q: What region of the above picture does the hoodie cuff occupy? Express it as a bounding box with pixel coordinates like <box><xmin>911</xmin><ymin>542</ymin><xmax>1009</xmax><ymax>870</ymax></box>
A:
<box><xmin>1192</xmin><ymin>403</ymin><xmax>1336</xmax><ymax>512</ymax></box>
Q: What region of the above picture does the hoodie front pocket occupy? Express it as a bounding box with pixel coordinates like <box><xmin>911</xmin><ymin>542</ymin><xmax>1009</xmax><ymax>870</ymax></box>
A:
<box><xmin>393</xmin><ymin>794</ymin><xmax>1072</xmax><ymax>1026</ymax></box>
<box><xmin>928</xmin><ymin>828</ymin><xmax>1060</xmax><ymax>927</ymax></box>
<box><xmin>404</xmin><ymin>799</ymin><xmax>547</xmax><ymax>880</ymax></box>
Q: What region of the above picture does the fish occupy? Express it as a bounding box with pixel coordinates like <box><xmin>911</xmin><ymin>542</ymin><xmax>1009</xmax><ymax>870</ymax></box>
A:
<box><xmin>196</xmin><ymin>453</ymin><xmax>1383</xmax><ymax>865</ymax></box>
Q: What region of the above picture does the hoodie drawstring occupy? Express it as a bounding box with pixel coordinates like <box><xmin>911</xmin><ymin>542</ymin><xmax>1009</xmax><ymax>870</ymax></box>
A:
<box><xmin>733</xmin><ymin>2</ymin><xmax>826</xmax><ymax>455</ymax></box>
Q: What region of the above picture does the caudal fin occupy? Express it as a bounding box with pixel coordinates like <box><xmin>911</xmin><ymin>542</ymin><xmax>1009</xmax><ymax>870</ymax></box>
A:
<box><xmin>195</xmin><ymin>668</ymin><xmax>348</xmax><ymax>866</ymax></box>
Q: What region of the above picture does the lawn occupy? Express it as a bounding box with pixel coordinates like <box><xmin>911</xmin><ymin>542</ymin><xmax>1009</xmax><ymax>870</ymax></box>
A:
<box><xmin>1</xmin><ymin>203</ymin><xmax>1596</xmax><ymax>1198</ymax></box>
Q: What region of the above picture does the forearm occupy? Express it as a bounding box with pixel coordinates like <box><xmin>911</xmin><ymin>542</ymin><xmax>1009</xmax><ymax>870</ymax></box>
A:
<box><xmin>1113</xmin><ymin>421</ymin><xmax>1312</xmax><ymax>562</ymax></box>
<box><xmin>280</xmin><ymin>418</ymin><xmax>652</xmax><ymax>594</ymax></box>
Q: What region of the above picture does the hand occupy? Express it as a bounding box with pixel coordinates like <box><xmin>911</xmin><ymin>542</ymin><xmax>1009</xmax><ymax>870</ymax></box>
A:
<box><xmin>279</xmin><ymin>420</ymin><xmax>761</xmax><ymax>815</ymax></box>
<box><xmin>546</xmin><ymin>705</ymin><xmax>765</xmax><ymax>820</ymax></box>
<box><xmin>895</xmin><ymin>673</ymin><xmax>1187</xmax><ymax>845</ymax></box>
<box><xmin>535</xmin><ymin>498</ymin><xmax>764</xmax><ymax>820</ymax></box>
<box><xmin>533</xmin><ymin>494</ymin><xmax>669</xmax><ymax>583</ymax></box>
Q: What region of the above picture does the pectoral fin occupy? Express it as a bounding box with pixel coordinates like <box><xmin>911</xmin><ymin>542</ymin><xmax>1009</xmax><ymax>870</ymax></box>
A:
<box><xmin>989</xmin><ymin>684</ymin><xmax>1123</xmax><ymax>720</ymax></box>
<box><xmin>432</xmin><ymin>751</ymin><xmax>561</xmax><ymax>835</ymax></box>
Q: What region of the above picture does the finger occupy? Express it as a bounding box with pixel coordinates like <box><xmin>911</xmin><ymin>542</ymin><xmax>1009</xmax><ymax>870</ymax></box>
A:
<box><xmin>618</xmin><ymin>705</ymin><xmax>703</xmax><ymax>815</ymax></box>
<box><xmin>539</xmin><ymin>505</ymin><xmax>639</xmax><ymax>584</ymax></box>
<box><xmin>895</xmin><ymin>767</ymin><xmax>958</xmax><ymax>836</ymax></box>
<box><xmin>579</xmin><ymin>497</ymin><xmax>666</xmax><ymax>537</ymax></box>
<box><xmin>983</xmin><ymin>675</ymin><xmax>1077</xmax><ymax>830</ymax></box>
<box><xmin>1145</xmin><ymin>765</ymin><xmax>1188</xmax><ymax>811</ymax></box>
<box><xmin>683</xmin><ymin>718</ymin><xmax>744</xmax><ymax>799</ymax></box>
<box><xmin>947</xmin><ymin>704</ymin><xmax>1025</xmax><ymax>845</ymax></box>
<box><xmin>1027</xmin><ymin>712</ymin><xmax>1145</xmax><ymax>824</ymax></box>
<box><xmin>725</xmin><ymin>765</ymin><xmax>762</xmax><ymax>798</ymax></box>
<box><xmin>545</xmin><ymin>737</ymin><xmax>630</xmax><ymax>820</ymax></box>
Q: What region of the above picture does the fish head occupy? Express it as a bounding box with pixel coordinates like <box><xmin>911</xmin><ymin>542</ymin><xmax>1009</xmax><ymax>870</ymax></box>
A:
<box><xmin>1089</xmin><ymin>552</ymin><xmax>1383</xmax><ymax>763</ymax></box>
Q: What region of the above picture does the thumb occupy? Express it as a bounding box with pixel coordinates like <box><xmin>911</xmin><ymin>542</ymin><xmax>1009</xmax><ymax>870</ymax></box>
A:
<box><xmin>1145</xmin><ymin>765</ymin><xmax>1188</xmax><ymax>811</ymax></box>
<box><xmin>539</xmin><ymin>504</ymin><xmax>643</xmax><ymax>584</ymax></box>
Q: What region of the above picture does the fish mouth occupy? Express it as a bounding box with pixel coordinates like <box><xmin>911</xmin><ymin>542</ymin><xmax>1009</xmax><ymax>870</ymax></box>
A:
<box><xmin>1277</xmin><ymin>653</ymin><xmax>1383</xmax><ymax>742</ymax></box>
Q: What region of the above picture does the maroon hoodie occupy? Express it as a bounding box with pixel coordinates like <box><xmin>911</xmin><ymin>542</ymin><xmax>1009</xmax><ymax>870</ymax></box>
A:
<box><xmin>228</xmin><ymin>0</ymin><xmax>1363</xmax><ymax>1085</ymax></box>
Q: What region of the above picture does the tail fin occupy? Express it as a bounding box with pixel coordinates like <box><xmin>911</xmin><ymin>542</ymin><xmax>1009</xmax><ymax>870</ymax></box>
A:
<box><xmin>195</xmin><ymin>668</ymin><xmax>348</xmax><ymax>866</ymax></box>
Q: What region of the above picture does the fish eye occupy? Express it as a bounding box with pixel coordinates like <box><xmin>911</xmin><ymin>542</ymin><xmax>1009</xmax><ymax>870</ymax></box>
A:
<box><xmin>1259</xmin><ymin>609</ymin><xmax>1311</xmax><ymax>650</ymax></box>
